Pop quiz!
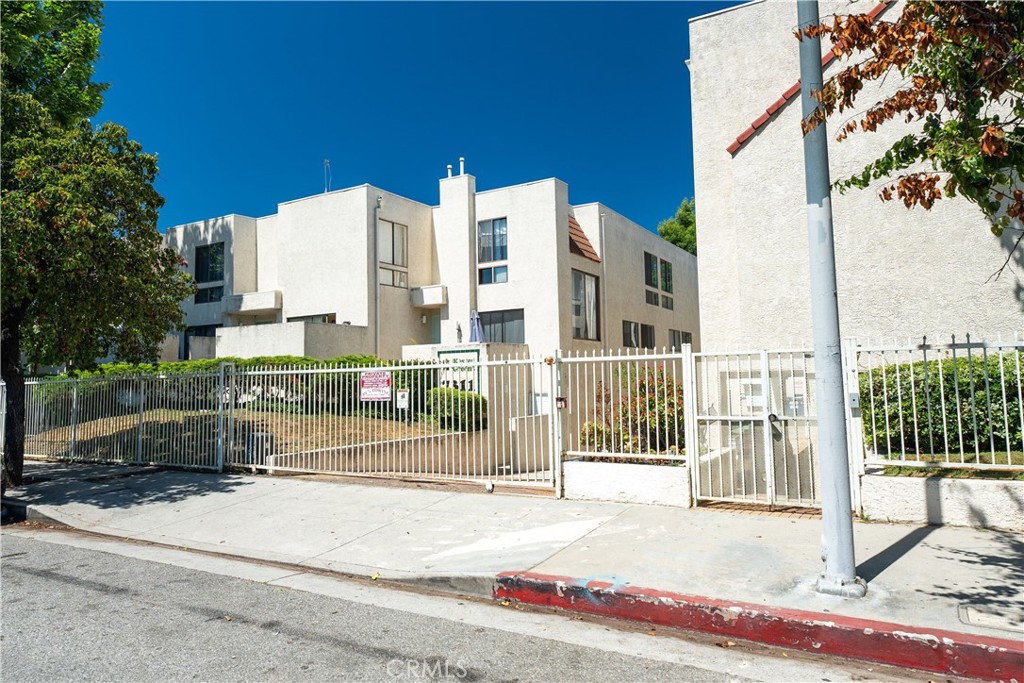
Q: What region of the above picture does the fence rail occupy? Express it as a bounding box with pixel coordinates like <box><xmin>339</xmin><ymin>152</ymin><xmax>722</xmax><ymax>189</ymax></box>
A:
<box><xmin>2</xmin><ymin>335</ymin><xmax>1019</xmax><ymax>502</ymax></box>
<box><xmin>852</xmin><ymin>335</ymin><xmax>1023</xmax><ymax>471</ymax></box>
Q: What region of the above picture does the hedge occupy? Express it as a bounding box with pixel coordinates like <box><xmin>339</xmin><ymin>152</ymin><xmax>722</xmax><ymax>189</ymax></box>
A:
<box><xmin>859</xmin><ymin>353</ymin><xmax>1021</xmax><ymax>458</ymax></box>
<box><xmin>427</xmin><ymin>387</ymin><xmax>488</xmax><ymax>432</ymax></box>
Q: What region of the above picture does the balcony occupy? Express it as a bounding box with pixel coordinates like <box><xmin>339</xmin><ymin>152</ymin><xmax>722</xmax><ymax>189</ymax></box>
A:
<box><xmin>410</xmin><ymin>284</ymin><xmax>447</xmax><ymax>309</ymax></box>
<box><xmin>222</xmin><ymin>290</ymin><xmax>282</xmax><ymax>316</ymax></box>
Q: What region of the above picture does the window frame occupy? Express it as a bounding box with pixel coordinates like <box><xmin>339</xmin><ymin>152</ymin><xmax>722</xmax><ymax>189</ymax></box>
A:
<box><xmin>194</xmin><ymin>286</ymin><xmax>223</xmax><ymax>305</ymax></box>
<box><xmin>660</xmin><ymin>258</ymin><xmax>673</xmax><ymax>294</ymax></box>
<box><xmin>480</xmin><ymin>308</ymin><xmax>525</xmax><ymax>344</ymax></box>
<box><xmin>640</xmin><ymin>324</ymin><xmax>656</xmax><ymax>350</ymax></box>
<box><xmin>478</xmin><ymin>217</ymin><xmax>508</xmax><ymax>264</ymax></box>
<box><xmin>643</xmin><ymin>252</ymin><xmax>658</xmax><ymax>289</ymax></box>
<box><xmin>571</xmin><ymin>270</ymin><xmax>600</xmax><ymax>341</ymax></box>
<box><xmin>622</xmin><ymin>320</ymin><xmax>640</xmax><ymax>348</ymax></box>
<box><xmin>195</xmin><ymin>242</ymin><xmax>225</xmax><ymax>284</ymax></box>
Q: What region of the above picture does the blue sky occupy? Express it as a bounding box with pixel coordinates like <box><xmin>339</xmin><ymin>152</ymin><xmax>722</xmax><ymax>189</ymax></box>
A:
<box><xmin>94</xmin><ymin>2</ymin><xmax>738</xmax><ymax>232</ymax></box>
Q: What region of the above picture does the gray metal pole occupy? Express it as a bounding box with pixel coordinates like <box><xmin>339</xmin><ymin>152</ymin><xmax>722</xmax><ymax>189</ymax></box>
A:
<box><xmin>797</xmin><ymin>0</ymin><xmax>866</xmax><ymax>598</ymax></box>
<box><xmin>374</xmin><ymin>195</ymin><xmax>383</xmax><ymax>357</ymax></box>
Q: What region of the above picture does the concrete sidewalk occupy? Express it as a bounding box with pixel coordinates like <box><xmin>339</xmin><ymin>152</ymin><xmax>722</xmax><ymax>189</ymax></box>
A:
<box><xmin>3</xmin><ymin>461</ymin><xmax>1022</xmax><ymax>680</ymax></box>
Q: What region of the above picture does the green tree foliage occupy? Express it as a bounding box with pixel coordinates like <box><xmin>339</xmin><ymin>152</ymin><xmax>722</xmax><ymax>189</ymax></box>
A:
<box><xmin>801</xmin><ymin>1</ymin><xmax>1024</xmax><ymax>239</ymax></box>
<box><xmin>1</xmin><ymin>2</ymin><xmax>193</xmax><ymax>487</ymax></box>
<box><xmin>657</xmin><ymin>199</ymin><xmax>697</xmax><ymax>255</ymax></box>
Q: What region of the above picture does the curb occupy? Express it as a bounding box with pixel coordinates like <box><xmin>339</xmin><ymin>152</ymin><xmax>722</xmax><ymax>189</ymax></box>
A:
<box><xmin>494</xmin><ymin>571</ymin><xmax>1024</xmax><ymax>682</ymax></box>
<box><xmin>0</xmin><ymin>498</ymin><xmax>63</xmax><ymax>525</ymax></box>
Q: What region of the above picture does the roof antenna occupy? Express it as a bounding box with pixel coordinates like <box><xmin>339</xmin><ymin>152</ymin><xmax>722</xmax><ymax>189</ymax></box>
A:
<box><xmin>324</xmin><ymin>159</ymin><xmax>332</xmax><ymax>193</ymax></box>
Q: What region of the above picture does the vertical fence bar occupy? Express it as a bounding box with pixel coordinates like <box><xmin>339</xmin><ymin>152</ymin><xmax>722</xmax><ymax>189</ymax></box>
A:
<box><xmin>216</xmin><ymin>363</ymin><xmax>225</xmax><ymax>472</ymax></box>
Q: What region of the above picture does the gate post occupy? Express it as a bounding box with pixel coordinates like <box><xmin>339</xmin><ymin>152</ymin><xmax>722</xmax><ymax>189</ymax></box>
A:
<box><xmin>70</xmin><ymin>380</ymin><xmax>79</xmax><ymax>459</ymax></box>
<box><xmin>842</xmin><ymin>338</ymin><xmax>865</xmax><ymax>515</ymax></box>
<box><xmin>216</xmin><ymin>363</ymin><xmax>226</xmax><ymax>472</ymax></box>
<box><xmin>547</xmin><ymin>351</ymin><xmax>564</xmax><ymax>498</ymax></box>
<box><xmin>682</xmin><ymin>344</ymin><xmax>699</xmax><ymax>507</ymax></box>
<box><xmin>760</xmin><ymin>350</ymin><xmax>777</xmax><ymax>506</ymax></box>
<box><xmin>135</xmin><ymin>376</ymin><xmax>146</xmax><ymax>463</ymax></box>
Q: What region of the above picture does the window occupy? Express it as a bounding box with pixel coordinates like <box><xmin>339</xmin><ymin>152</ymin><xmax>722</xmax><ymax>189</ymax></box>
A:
<box><xmin>380</xmin><ymin>268</ymin><xmax>408</xmax><ymax>288</ymax></box>
<box><xmin>478</xmin><ymin>218</ymin><xmax>508</xmax><ymax>284</ymax></box>
<box><xmin>287</xmin><ymin>313</ymin><xmax>336</xmax><ymax>324</ymax></box>
<box><xmin>644</xmin><ymin>252</ymin><xmax>658</xmax><ymax>289</ymax></box>
<box><xmin>379</xmin><ymin>219</ymin><xmax>408</xmax><ymax>288</ymax></box>
<box><xmin>480</xmin><ymin>309</ymin><xmax>524</xmax><ymax>343</ymax></box>
<box><xmin>660</xmin><ymin>259</ymin><xmax>673</xmax><ymax>294</ymax></box>
<box><xmin>669</xmin><ymin>329</ymin><xmax>692</xmax><ymax>350</ymax></box>
<box><xmin>195</xmin><ymin>243</ymin><xmax>225</xmax><ymax>283</ymax></box>
<box><xmin>645</xmin><ymin>290</ymin><xmax>659</xmax><ymax>306</ymax></box>
<box><xmin>478</xmin><ymin>265</ymin><xmax>508</xmax><ymax>285</ymax></box>
<box><xmin>378</xmin><ymin>220</ymin><xmax>408</xmax><ymax>267</ymax></box>
<box><xmin>478</xmin><ymin>218</ymin><xmax>508</xmax><ymax>263</ymax></box>
<box><xmin>571</xmin><ymin>270</ymin><xmax>599</xmax><ymax>340</ymax></box>
<box><xmin>623</xmin><ymin>320</ymin><xmax>640</xmax><ymax>348</ymax></box>
<box><xmin>195</xmin><ymin>286</ymin><xmax>223</xmax><ymax>304</ymax></box>
<box><xmin>662</xmin><ymin>296</ymin><xmax>674</xmax><ymax>310</ymax></box>
<box><xmin>641</xmin><ymin>324</ymin><xmax>656</xmax><ymax>349</ymax></box>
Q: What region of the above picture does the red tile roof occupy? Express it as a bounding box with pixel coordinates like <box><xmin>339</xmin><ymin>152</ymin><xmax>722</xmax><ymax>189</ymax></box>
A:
<box><xmin>568</xmin><ymin>215</ymin><xmax>601</xmax><ymax>263</ymax></box>
<box><xmin>725</xmin><ymin>1</ymin><xmax>891</xmax><ymax>156</ymax></box>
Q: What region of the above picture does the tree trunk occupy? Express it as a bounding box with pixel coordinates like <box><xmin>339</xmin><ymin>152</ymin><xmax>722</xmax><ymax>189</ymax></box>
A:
<box><xmin>1</xmin><ymin>311</ymin><xmax>26</xmax><ymax>488</ymax></box>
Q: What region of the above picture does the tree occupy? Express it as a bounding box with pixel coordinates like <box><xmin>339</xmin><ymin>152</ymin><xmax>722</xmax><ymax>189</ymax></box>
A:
<box><xmin>800</xmin><ymin>1</ymin><xmax>1024</xmax><ymax>247</ymax></box>
<box><xmin>657</xmin><ymin>198</ymin><xmax>697</xmax><ymax>255</ymax></box>
<box><xmin>1</xmin><ymin>2</ymin><xmax>193</xmax><ymax>487</ymax></box>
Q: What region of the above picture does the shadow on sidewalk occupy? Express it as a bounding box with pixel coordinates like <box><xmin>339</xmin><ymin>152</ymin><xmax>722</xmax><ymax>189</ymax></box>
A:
<box><xmin>7</xmin><ymin>461</ymin><xmax>255</xmax><ymax>510</ymax></box>
<box><xmin>857</xmin><ymin>524</ymin><xmax>939</xmax><ymax>582</ymax></box>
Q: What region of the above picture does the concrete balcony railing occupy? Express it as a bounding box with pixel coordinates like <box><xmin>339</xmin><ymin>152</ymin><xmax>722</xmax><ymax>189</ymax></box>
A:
<box><xmin>410</xmin><ymin>284</ymin><xmax>447</xmax><ymax>309</ymax></box>
<box><xmin>222</xmin><ymin>290</ymin><xmax>282</xmax><ymax>315</ymax></box>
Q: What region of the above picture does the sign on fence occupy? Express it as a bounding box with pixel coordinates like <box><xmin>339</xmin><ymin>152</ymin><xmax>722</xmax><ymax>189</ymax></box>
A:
<box><xmin>359</xmin><ymin>371</ymin><xmax>392</xmax><ymax>401</ymax></box>
<box><xmin>395</xmin><ymin>388</ymin><xmax>410</xmax><ymax>410</ymax></box>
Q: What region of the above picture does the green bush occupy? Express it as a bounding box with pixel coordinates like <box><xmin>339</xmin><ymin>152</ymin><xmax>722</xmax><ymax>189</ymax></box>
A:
<box><xmin>859</xmin><ymin>353</ymin><xmax>1021</xmax><ymax>459</ymax></box>
<box><xmin>427</xmin><ymin>387</ymin><xmax>487</xmax><ymax>432</ymax></box>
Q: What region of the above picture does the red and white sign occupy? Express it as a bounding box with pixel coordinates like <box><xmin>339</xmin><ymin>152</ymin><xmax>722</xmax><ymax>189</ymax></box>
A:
<box><xmin>359</xmin><ymin>371</ymin><xmax>392</xmax><ymax>402</ymax></box>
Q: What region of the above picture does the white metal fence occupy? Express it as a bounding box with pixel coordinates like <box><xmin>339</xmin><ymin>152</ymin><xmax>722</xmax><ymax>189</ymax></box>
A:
<box><xmin>850</xmin><ymin>335</ymin><xmax>1023</xmax><ymax>471</ymax></box>
<box><xmin>2</xmin><ymin>335</ymin><xmax>1020</xmax><ymax>502</ymax></box>
<box><xmin>2</xmin><ymin>354</ymin><xmax>559</xmax><ymax>488</ymax></box>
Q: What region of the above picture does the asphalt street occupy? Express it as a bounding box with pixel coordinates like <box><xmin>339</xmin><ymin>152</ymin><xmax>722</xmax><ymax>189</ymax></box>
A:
<box><xmin>0</xmin><ymin>529</ymin><xmax>953</xmax><ymax>683</ymax></box>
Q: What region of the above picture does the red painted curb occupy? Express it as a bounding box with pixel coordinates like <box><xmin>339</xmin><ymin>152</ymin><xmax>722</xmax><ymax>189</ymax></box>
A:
<box><xmin>494</xmin><ymin>572</ymin><xmax>1024</xmax><ymax>682</ymax></box>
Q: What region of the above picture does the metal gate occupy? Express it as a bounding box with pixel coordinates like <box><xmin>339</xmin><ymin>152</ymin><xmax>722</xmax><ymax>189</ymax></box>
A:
<box><xmin>691</xmin><ymin>350</ymin><xmax>821</xmax><ymax>507</ymax></box>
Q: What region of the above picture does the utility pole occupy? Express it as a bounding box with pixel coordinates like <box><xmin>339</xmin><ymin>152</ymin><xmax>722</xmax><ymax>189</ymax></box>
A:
<box><xmin>797</xmin><ymin>0</ymin><xmax>866</xmax><ymax>598</ymax></box>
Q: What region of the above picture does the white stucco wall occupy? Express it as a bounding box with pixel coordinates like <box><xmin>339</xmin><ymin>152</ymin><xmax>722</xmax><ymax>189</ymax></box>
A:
<box><xmin>563</xmin><ymin>461</ymin><xmax>693</xmax><ymax>507</ymax></box>
<box><xmin>860</xmin><ymin>474</ymin><xmax>1024</xmax><ymax>531</ymax></box>
<box><xmin>215</xmin><ymin>322</ymin><xmax>371</xmax><ymax>359</ymax></box>
<box><xmin>472</xmin><ymin>179</ymin><xmax>566</xmax><ymax>354</ymax></box>
<box><xmin>165</xmin><ymin>170</ymin><xmax>703</xmax><ymax>361</ymax></box>
<box><xmin>573</xmin><ymin>203</ymin><xmax>701</xmax><ymax>352</ymax></box>
<box><xmin>163</xmin><ymin>214</ymin><xmax>245</xmax><ymax>329</ymax></box>
<box><xmin>689</xmin><ymin>0</ymin><xmax>1022</xmax><ymax>351</ymax></box>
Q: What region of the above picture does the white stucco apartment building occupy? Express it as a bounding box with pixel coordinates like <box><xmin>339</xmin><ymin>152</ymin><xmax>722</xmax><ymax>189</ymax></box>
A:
<box><xmin>162</xmin><ymin>163</ymin><xmax>700</xmax><ymax>361</ymax></box>
<box><xmin>688</xmin><ymin>0</ymin><xmax>1022</xmax><ymax>350</ymax></box>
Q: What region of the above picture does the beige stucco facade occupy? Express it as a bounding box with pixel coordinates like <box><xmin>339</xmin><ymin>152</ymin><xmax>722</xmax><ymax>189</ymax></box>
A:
<box><xmin>162</xmin><ymin>166</ymin><xmax>700</xmax><ymax>361</ymax></box>
<box><xmin>688</xmin><ymin>0</ymin><xmax>1022</xmax><ymax>351</ymax></box>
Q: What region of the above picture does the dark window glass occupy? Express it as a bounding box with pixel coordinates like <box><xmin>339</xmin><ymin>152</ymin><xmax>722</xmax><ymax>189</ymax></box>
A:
<box><xmin>478</xmin><ymin>265</ymin><xmax>508</xmax><ymax>285</ymax></box>
<box><xmin>646</xmin><ymin>290</ymin><xmax>659</xmax><ymax>306</ymax></box>
<box><xmin>622</xmin><ymin>320</ymin><xmax>640</xmax><ymax>348</ymax></box>
<box><xmin>480</xmin><ymin>309</ymin><xmax>525</xmax><ymax>343</ymax></box>
<box><xmin>669</xmin><ymin>329</ymin><xmax>693</xmax><ymax>350</ymax></box>
<box><xmin>195</xmin><ymin>243</ymin><xmax>225</xmax><ymax>283</ymax></box>
<box><xmin>660</xmin><ymin>259</ymin><xmax>673</xmax><ymax>293</ymax></box>
<box><xmin>662</xmin><ymin>296</ymin><xmax>674</xmax><ymax>310</ymax></box>
<box><xmin>640</xmin><ymin>324</ymin><xmax>655</xmax><ymax>349</ymax></box>
<box><xmin>195</xmin><ymin>286</ymin><xmax>223</xmax><ymax>304</ymax></box>
<box><xmin>571</xmin><ymin>270</ymin><xmax>599</xmax><ymax>340</ymax></box>
<box><xmin>644</xmin><ymin>252</ymin><xmax>658</xmax><ymax>289</ymax></box>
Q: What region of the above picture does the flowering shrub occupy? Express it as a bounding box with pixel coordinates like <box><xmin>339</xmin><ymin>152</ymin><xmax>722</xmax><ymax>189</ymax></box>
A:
<box><xmin>580</xmin><ymin>364</ymin><xmax>685</xmax><ymax>455</ymax></box>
